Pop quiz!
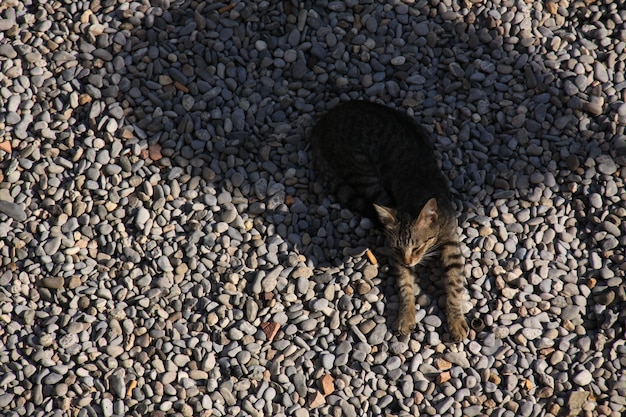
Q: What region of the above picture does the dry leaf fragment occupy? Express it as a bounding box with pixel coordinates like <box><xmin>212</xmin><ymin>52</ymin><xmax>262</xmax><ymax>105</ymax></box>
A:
<box><xmin>522</xmin><ymin>379</ymin><xmax>533</xmax><ymax>390</ymax></box>
<box><xmin>586</xmin><ymin>277</ymin><xmax>597</xmax><ymax>289</ymax></box>
<box><xmin>365</xmin><ymin>249</ymin><xmax>377</xmax><ymax>265</ymax></box>
<box><xmin>174</xmin><ymin>81</ymin><xmax>189</xmax><ymax>93</ymax></box>
<box><xmin>218</xmin><ymin>3</ymin><xmax>235</xmax><ymax>13</ymax></box>
<box><xmin>126</xmin><ymin>380</ymin><xmax>138</xmax><ymax>397</ymax></box>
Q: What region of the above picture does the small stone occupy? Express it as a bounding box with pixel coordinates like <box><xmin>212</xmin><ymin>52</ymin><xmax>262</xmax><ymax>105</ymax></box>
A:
<box><xmin>391</xmin><ymin>56</ymin><xmax>406</xmax><ymax>65</ymax></box>
<box><xmin>135</xmin><ymin>208</ymin><xmax>150</xmax><ymax>225</ymax></box>
<box><xmin>102</xmin><ymin>398</ymin><xmax>114</xmax><ymax>417</ymax></box>
<box><xmin>149</xmin><ymin>144</ymin><xmax>163</xmax><ymax>160</ymax></box>
<box><xmin>320</xmin><ymin>353</ymin><xmax>335</xmax><ymax>369</ymax></box>
<box><xmin>189</xmin><ymin>370</ymin><xmax>209</xmax><ymax>380</ymax></box>
<box><xmin>0</xmin><ymin>393</ymin><xmax>13</xmax><ymax>408</ymax></box>
<box><xmin>320</xmin><ymin>374</ymin><xmax>334</xmax><ymax>396</ymax></box>
<box><xmin>357</xmin><ymin>281</ymin><xmax>372</xmax><ymax>295</ymax></box>
<box><xmin>566</xmin><ymin>155</ymin><xmax>580</xmax><ymax>170</ymax></box>
<box><xmin>0</xmin><ymin>141</ymin><xmax>12</xmax><ymax>153</ymax></box>
<box><xmin>362</xmin><ymin>265</ymin><xmax>378</xmax><ymax>279</ymax></box>
<box><xmin>0</xmin><ymin>201</ymin><xmax>27</xmax><ymax>221</ymax></box>
<box><xmin>435</xmin><ymin>358</ymin><xmax>452</xmax><ymax>370</ymax></box>
<box><xmin>583</xmin><ymin>96</ymin><xmax>604</xmax><ymax>116</ymax></box>
<box><xmin>292</xmin><ymin>266</ymin><xmax>313</xmax><ymax>279</ymax></box>
<box><xmin>566</xmin><ymin>390</ymin><xmax>589</xmax><ymax>412</ymax></box>
<box><xmin>435</xmin><ymin>397</ymin><xmax>454</xmax><ymax>414</ymax></box>
<box><xmin>537</xmin><ymin>387</ymin><xmax>554</xmax><ymax>398</ymax></box>
<box><xmin>596</xmin><ymin>156</ymin><xmax>617</xmax><ymax>175</ymax></box>
<box><xmin>443</xmin><ymin>352</ymin><xmax>470</xmax><ymax>368</ymax></box>
<box><xmin>437</xmin><ymin>371</ymin><xmax>451</xmax><ymax>384</ymax></box>
<box><xmin>572</xmin><ymin>370</ymin><xmax>592</xmax><ymax>386</ymax></box>
<box><xmin>545</xmin><ymin>1</ymin><xmax>558</xmax><ymax>14</ymax></box>
<box><xmin>561</xmin><ymin>305</ymin><xmax>580</xmax><ymax>320</ymax></box>
<box><xmin>40</xmin><ymin>277</ymin><xmax>64</xmax><ymax>289</ymax></box>
<box><xmin>108</xmin><ymin>374</ymin><xmax>126</xmax><ymax>398</ymax></box>
<box><xmin>367</xmin><ymin>324</ymin><xmax>387</xmax><ymax>345</ymax></box>
<box><xmin>106</xmin><ymin>345</ymin><xmax>124</xmax><ymax>357</ymax></box>
<box><xmin>308</xmin><ymin>390</ymin><xmax>325</xmax><ymax>408</ymax></box>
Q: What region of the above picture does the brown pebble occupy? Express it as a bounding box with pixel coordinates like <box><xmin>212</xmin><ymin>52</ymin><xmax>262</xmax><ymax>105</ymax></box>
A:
<box><xmin>596</xmin><ymin>404</ymin><xmax>612</xmax><ymax>416</ymax></box>
<box><xmin>78</xmin><ymin>94</ymin><xmax>92</xmax><ymax>105</ymax></box>
<box><xmin>126</xmin><ymin>380</ymin><xmax>138</xmax><ymax>397</ymax></box>
<box><xmin>261</xmin><ymin>322</ymin><xmax>280</xmax><ymax>341</ymax></box>
<box><xmin>437</xmin><ymin>371</ymin><xmax>451</xmax><ymax>384</ymax></box>
<box><xmin>548</xmin><ymin>402</ymin><xmax>560</xmax><ymax>416</ymax></box>
<box><xmin>537</xmin><ymin>387</ymin><xmax>554</xmax><ymax>398</ymax></box>
<box><xmin>479</xmin><ymin>226</ymin><xmax>493</xmax><ymax>236</ymax></box>
<box><xmin>67</xmin><ymin>275</ymin><xmax>82</xmax><ymax>289</ymax></box>
<box><xmin>595</xmin><ymin>290</ymin><xmax>615</xmax><ymax>306</ymax></box>
<box><xmin>357</xmin><ymin>281</ymin><xmax>372</xmax><ymax>295</ymax></box>
<box><xmin>78</xmin><ymin>296</ymin><xmax>90</xmax><ymax>309</ymax></box>
<box><xmin>435</xmin><ymin>358</ymin><xmax>452</xmax><ymax>370</ymax></box>
<box><xmin>308</xmin><ymin>390</ymin><xmax>325</xmax><ymax>408</ymax></box>
<box><xmin>320</xmin><ymin>374</ymin><xmax>334</xmax><ymax>396</ymax></box>
<box><xmin>488</xmin><ymin>371</ymin><xmax>501</xmax><ymax>385</ymax></box>
<box><xmin>148</xmin><ymin>143</ymin><xmax>163</xmax><ymax>161</ymax></box>
<box><xmin>566</xmin><ymin>154</ymin><xmax>580</xmax><ymax>170</ymax></box>
<box><xmin>545</xmin><ymin>1</ymin><xmax>558</xmax><ymax>14</ymax></box>
<box><xmin>0</xmin><ymin>141</ymin><xmax>12</xmax><ymax>153</ymax></box>
<box><xmin>40</xmin><ymin>277</ymin><xmax>64</xmax><ymax>289</ymax></box>
<box><xmin>362</xmin><ymin>264</ymin><xmax>378</xmax><ymax>279</ymax></box>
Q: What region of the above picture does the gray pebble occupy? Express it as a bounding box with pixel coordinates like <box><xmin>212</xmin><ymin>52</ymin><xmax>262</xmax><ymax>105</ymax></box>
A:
<box><xmin>367</xmin><ymin>324</ymin><xmax>387</xmax><ymax>345</ymax></box>
<box><xmin>0</xmin><ymin>201</ymin><xmax>27</xmax><ymax>221</ymax></box>
<box><xmin>572</xmin><ymin>369</ymin><xmax>593</xmax><ymax>386</ymax></box>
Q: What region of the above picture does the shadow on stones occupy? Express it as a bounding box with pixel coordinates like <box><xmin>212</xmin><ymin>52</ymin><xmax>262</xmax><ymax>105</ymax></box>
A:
<box><xmin>70</xmin><ymin>0</ymin><xmax>626</xmax><ymax>413</ymax></box>
<box><xmin>304</xmin><ymin>0</ymin><xmax>625</xmax><ymax>404</ymax></box>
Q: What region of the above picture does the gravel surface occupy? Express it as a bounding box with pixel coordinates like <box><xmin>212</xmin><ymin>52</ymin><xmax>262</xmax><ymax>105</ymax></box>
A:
<box><xmin>1</xmin><ymin>0</ymin><xmax>626</xmax><ymax>416</ymax></box>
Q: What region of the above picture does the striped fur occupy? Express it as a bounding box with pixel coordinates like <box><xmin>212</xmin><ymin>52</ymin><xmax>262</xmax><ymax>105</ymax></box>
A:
<box><xmin>310</xmin><ymin>100</ymin><xmax>468</xmax><ymax>341</ymax></box>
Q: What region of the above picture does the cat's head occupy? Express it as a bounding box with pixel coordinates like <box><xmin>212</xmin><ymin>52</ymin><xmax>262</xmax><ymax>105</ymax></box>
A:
<box><xmin>374</xmin><ymin>198</ymin><xmax>440</xmax><ymax>267</ymax></box>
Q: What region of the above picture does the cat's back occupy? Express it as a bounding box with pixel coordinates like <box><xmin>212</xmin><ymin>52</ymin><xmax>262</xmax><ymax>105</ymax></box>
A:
<box><xmin>310</xmin><ymin>100</ymin><xmax>452</xmax><ymax>217</ymax></box>
<box><xmin>310</xmin><ymin>101</ymin><xmax>439</xmax><ymax>179</ymax></box>
<box><xmin>311</xmin><ymin>101</ymin><xmax>433</xmax><ymax>158</ymax></box>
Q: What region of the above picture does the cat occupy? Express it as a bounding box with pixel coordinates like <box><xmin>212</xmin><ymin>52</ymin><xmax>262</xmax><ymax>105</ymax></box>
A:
<box><xmin>309</xmin><ymin>100</ymin><xmax>469</xmax><ymax>342</ymax></box>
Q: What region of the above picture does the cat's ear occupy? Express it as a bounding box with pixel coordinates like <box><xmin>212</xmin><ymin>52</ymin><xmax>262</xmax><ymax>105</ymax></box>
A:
<box><xmin>373</xmin><ymin>204</ymin><xmax>398</xmax><ymax>228</ymax></box>
<box><xmin>416</xmin><ymin>198</ymin><xmax>438</xmax><ymax>226</ymax></box>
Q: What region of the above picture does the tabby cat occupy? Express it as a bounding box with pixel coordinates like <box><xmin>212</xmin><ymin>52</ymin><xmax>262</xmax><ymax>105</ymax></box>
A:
<box><xmin>310</xmin><ymin>100</ymin><xmax>468</xmax><ymax>341</ymax></box>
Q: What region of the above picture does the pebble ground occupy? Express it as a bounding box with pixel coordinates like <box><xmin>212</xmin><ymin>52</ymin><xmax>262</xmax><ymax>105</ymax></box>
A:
<box><xmin>1</xmin><ymin>0</ymin><xmax>625</xmax><ymax>416</ymax></box>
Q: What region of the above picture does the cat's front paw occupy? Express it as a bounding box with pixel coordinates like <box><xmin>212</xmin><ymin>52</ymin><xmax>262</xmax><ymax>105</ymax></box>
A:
<box><xmin>395</xmin><ymin>313</ymin><xmax>416</xmax><ymax>335</ymax></box>
<box><xmin>448</xmin><ymin>318</ymin><xmax>469</xmax><ymax>342</ymax></box>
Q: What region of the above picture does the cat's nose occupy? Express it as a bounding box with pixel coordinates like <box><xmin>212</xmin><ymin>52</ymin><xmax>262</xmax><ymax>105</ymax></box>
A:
<box><xmin>403</xmin><ymin>256</ymin><xmax>412</xmax><ymax>266</ymax></box>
